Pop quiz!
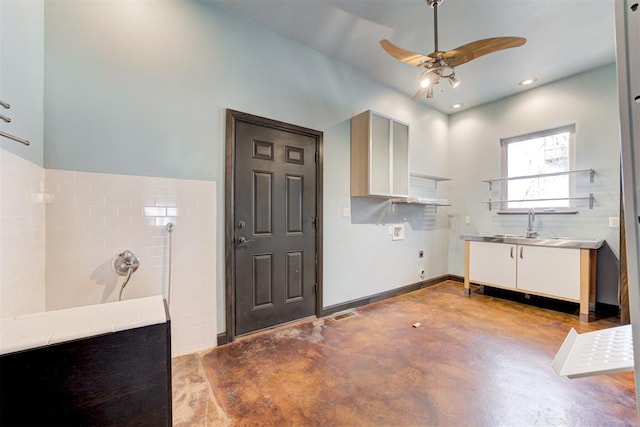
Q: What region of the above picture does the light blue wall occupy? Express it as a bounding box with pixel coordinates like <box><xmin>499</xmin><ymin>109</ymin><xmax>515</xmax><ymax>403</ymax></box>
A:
<box><xmin>1</xmin><ymin>0</ymin><xmax>44</xmax><ymax>165</ymax></box>
<box><xmin>42</xmin><ymin>1</ymin><xmax>622</xmax><ymax>325</ymax></box>
<box><xmin>43</xmin><ymin>0</ymin><xmax>451</xmax><ymax>331</ymax></box>
<box><xmin>447</xmin><ymin>63</ymin><xmax>621</xmax><ymax>303</ymax></box>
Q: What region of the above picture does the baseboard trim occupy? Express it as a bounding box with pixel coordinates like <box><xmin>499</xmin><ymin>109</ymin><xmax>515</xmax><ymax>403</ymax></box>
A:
<box><xmin>447</xmin><ymin>274</ymin><xmax>464</xmax><ymax>283</ymax></box>
<box><xmin>217</xmin><ymin>332</ymin><xmax>227</xmax><ymax>346</ymax></box>
<box><xmin>595</xmin><ymin>302</ymin><xmax>621</xmax><ymax>317</ymax></box>
<box><xmin>321</xmin><ymin>274</ymin><xmax>455</xmax><ymax>317</ymax></box>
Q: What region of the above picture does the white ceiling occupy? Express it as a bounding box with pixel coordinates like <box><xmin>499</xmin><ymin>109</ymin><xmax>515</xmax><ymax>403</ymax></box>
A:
<box><xmin>212</xmin><ymin>0</ymin><xmax>616</xmax><ymax>114</ymax></box>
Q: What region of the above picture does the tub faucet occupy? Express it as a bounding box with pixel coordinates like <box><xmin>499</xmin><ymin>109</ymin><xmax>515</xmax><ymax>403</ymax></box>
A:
<box><xmin>526</xmin><ymin>208</ymin><xmax>538</xmax><ymax>238</ymax></box>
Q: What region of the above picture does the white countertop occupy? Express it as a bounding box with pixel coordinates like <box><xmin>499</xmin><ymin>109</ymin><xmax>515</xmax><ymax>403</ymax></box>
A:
<box><xmin>460</xmin><ymin>233</ymin><xmax>604</xmax><ymax>249</ymax></box>
<box><xmin>0</xmin><ymin>295</ymin><xmax>167</xmax><ymax>355</ymax></box>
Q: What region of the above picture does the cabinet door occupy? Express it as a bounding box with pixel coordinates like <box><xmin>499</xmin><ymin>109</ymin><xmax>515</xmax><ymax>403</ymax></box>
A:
<box><xmin>469</xmin><ymin>241</ymin><xmax>517</xmax><ymax>289</ymax></box>
<box><xmin>350</xmin><ymin>110</ymin><xmax>411</xmax><ymax>198</ymax></box>
<box><xmin>516</xmin><ymin>245</ymin><xmax>580</xmax><ymax>300</ymax></box>
<box><xmin>392</xmin><ymin>121</ymin><xmax>409</xmax><ymax>197</ymax></box>
<box><xmin>369</xmin><ymin>113</ymin><xmax>391</xmax><ymax>195</ymax></box>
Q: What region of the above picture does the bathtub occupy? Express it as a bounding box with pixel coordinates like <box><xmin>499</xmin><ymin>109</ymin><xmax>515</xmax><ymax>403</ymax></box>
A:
<box><xmin>0</xmin><ymin>295</ymin><xmax>172</xmax><ymax>426</ymax></box>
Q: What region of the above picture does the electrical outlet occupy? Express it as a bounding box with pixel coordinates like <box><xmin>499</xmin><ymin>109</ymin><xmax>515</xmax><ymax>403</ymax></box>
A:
<box><xmin>465</xmin><ymin>216</ymin><xmax>471</xmax><ymax>224</ymax></box>
<box><xmin>342</xmin><ymin>207</ymin><xmax>351</xmax><ymax>218</ymax></box>
<box><xmin>609</xmin><ymin>216</ymin><xmax>620</xmax><ymax>227</ymax></box>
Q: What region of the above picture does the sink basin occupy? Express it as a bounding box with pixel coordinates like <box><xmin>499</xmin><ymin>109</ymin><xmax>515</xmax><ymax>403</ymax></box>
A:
<box><xmin>479</xmin><ymin>233</ymin><xmax>569</xmax><ymax>240</ymax></box>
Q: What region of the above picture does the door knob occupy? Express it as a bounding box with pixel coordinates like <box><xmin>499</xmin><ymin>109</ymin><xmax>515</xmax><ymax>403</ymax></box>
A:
<box><xmin>237</xmin><ymin>236</ymin><xmax>255</xmax><ymax>245</ymax></box>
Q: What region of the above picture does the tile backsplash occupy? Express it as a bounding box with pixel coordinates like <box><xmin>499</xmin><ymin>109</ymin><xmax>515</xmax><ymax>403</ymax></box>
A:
<box><xmin>0</xmin><ymin>149</ymin><xmax>46</xmax><ymax>318</ymax></box>
<box><xmin>1</xmin><ymin>148</ymin><xmax>216</xmax><ymax>357</ymax></box>
<box><xmin>44</xmin><ymin>169</ymin><xmax>217</xmax><ymax>356</ymax></box>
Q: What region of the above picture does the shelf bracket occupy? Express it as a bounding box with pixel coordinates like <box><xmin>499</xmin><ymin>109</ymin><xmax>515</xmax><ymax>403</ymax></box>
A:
<box><xmin>589</xmin><ymin>169</ymin><xmax>595</xmax><ymax>183</ymax></box>
<box><xmin>589</xmin><ymin>193</ymin><xmax>594</xmax><ymax>209</ymax></box>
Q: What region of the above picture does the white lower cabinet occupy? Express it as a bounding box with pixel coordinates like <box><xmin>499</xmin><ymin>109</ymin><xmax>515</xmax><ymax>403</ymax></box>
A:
<box><xmin>516</xmin><ymin>245</ymin><xmax>580</xmax><ymax>300</ymax></box>
<box><xmin>468</xmin><ymin>241</ymin><xmax>580</xmax><ymax>301</ymax></box>
<box><xmin>468</xmin><ymin>242</ymin><xmax>517</xmax><ymax>289</ymax></box>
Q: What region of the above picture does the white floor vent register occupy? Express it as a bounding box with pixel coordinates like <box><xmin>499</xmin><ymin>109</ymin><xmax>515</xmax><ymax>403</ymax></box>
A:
<box><xmin>552</xmin><ymin>325</ymin><xmax>634</xmax><ymax>379</ymax></box>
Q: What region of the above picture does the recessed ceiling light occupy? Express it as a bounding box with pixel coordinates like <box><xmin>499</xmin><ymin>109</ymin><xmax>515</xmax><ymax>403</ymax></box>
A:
<box><xmin>519</xmin><ymin>77</ymin><xmax>537</xmax><ymax>86</ymax></box>
<box><xmin>450</xmin><ymin>103</ymin><xmax>463</xmax><ymax>109</ymax></box>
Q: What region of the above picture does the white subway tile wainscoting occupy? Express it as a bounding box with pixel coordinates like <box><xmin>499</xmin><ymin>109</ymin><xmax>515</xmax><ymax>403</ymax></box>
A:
<box><xmin>1</xmin><ymin>148</ymin><xmax>217</xmax><ymax>357</ymax></box>
<box><xmin>0</xmin><ymin>149</ymin><xmax>46</xmax><ymax>318</ymax></box>
<box><xmin>44</xmin><ymin>169</ymin><xmax>217</xmax><ymax>356</ymax></box>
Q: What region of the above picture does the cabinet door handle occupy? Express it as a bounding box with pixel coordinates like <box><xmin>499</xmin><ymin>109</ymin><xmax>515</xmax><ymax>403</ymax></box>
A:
<box><xmin>510</xmin><ymin>247</ymin><xmax>514</xmax><ymax>258</ymax></box>
<box><xmin>520</xmin><ymin>247</ymin><xmax>524</xmax><ymax>259</ymax></box>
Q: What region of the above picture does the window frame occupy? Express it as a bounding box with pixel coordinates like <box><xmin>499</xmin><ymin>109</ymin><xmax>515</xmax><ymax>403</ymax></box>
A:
<box><xmin>499</xmin><ymin>124</ymin><xmax>576</xmax><ymax>213</ymax></box>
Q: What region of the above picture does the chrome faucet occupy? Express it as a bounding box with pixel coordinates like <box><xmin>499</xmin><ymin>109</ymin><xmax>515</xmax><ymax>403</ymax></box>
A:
<box><xmin>113</xmin><ymin>250</ymin><xmax>140</xmax><ymax>301</ymax></box>
<box><xmin>526</xmin><ymin>208</ymin><xmax>538</xmax><ymax>238</ymax></box>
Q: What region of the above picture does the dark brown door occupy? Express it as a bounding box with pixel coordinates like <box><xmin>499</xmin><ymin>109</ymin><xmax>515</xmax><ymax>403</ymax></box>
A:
<box><xmin>233</xmin><ymin>118</ymin><xmax>317</xmax><ymax>335</ymax></box>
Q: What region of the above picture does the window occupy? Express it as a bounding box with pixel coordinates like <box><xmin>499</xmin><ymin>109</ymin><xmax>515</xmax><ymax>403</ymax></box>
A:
<box><xmin>500</xmin><ymin>124</ymin><xmax>575</xmax><ymax>210</ymax></box>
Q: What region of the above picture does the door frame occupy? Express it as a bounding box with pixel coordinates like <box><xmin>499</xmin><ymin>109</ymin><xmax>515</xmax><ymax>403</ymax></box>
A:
<box><xmin>224</xmin><ymin>109</ymin><xmax>323</xmax><ymax>344</ymax></box>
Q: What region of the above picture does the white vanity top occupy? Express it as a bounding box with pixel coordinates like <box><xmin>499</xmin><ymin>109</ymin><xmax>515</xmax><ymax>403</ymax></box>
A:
<box><xmin>0</xmin><ymin>295</ymin><xmax>167</xmax><ymax>355</ymax></box>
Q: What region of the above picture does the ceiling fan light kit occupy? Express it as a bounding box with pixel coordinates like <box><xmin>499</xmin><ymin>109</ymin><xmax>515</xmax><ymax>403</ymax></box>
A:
<box><xmin>380</xmin><ymin>0</ymin><xmax>526</xmax><ymax>101</ymax></box>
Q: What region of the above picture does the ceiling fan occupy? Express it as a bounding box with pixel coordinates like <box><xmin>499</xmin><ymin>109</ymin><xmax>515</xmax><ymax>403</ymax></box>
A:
<box><xmin>380</xmin><ymin>0</ymin><xmax>526</xmax><ymax>100</ymax></box>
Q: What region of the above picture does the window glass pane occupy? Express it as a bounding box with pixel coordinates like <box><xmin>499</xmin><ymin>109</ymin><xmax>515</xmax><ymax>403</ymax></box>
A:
<box><xmin>505</xmin><ymin>130</ymin><xmax>570</xmax><ymax>209</ymax></box>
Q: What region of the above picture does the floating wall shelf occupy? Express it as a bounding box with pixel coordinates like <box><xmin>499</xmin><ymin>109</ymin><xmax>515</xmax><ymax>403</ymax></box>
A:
<box><xmin>481</xmin><ymin>168</ymin><xmax>595</xmax><ymax>211</ymax></box>
<box><xmin>482</xmin><ymin>168</ymin><xmax>595</xmax><ymax>191</ymax></box>
<box><xmin>391</xmin><ymin>197</ymin><xmax>450</xmax><ymax>206</ymax></box>
<box><xmin>482</xmin><ymin>194</ymin><xmax>594</xmax><ymax>211</ymax></box>
<box><xmin>400</xmin><ymin>172</ymin><xmax>451</xmax><ymax>209</ymax></box>
<box><xmin>409</xmin><ymin>172</ymin><xmax>451</xmax><ymax>189</ymax></box>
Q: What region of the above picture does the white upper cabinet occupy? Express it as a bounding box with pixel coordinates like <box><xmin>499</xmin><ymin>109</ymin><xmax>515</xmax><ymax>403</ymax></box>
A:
<box><xmin>351</xmin><ymin>110</ymin><xmax>409</xmax><ymax>198</ymax></box>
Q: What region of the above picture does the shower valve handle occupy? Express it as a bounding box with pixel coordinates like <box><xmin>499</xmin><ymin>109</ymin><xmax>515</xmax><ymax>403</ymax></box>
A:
<box><xmin>114</xmin><ymin>250</ymin><xmax>140</xmax><ymax>276</ymax></box>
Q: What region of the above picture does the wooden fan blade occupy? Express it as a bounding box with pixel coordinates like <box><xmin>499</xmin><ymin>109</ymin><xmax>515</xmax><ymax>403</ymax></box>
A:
<box><xmin>443</xmin><ymin>37</ymin><xmax>526</xmax><ymax>67</ymax></box>
<box><xmin>413</xmin><ymin>87</ymin><xmax>428</xmax><ymax>100</ymax></box>
<box><xmin>380</xmin><ymin>39</ymin><xmax>434</xmax><ymax>67</ymax></box>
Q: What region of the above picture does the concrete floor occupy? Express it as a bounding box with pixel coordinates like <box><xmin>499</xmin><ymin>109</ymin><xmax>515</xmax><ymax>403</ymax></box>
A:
<box><xmin>172</xmin><ymin>281</ymin><xmax>637</xmax><ymax>426</ymax></box>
